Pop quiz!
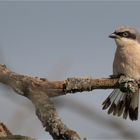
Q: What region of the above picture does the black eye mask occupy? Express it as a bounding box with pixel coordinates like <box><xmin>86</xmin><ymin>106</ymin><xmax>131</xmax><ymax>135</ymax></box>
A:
<box><xmin>115</xmin><ymin>31</ymin><xmax>136</xmax><ymax>40</ymax></box>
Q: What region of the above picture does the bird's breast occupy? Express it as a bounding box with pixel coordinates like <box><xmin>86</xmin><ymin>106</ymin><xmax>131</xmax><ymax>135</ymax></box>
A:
<box><xmin>113</xmin><ymin>44</ymin><xmax>140</xmax><ymax>80</ymax></box>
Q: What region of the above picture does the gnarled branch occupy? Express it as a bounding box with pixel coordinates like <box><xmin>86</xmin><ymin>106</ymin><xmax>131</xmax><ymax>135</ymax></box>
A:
<box><xmin>0</xmin><ymin>64</ymin><xmax>138</xmax><ymax>139</ymax></box>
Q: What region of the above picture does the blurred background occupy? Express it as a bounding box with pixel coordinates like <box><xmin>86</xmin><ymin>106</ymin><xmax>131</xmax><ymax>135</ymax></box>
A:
<box><xmin>0</xmin><ymin>1</ymin><xmax>140</xmax><ymax>139</ymax></box>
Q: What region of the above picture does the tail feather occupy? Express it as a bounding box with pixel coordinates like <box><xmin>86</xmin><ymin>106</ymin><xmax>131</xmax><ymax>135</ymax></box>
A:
<box><xmin>117</xmin><ymin>93</ymin><xmax>126</xmax><ymax>116</ymax></box>
<box><xmin>129</xmin><ymin>92</ymin><xmax>139</xmax><ymax>120</ymax></box>
<box><xmin>102</xmin><ymin>89</ymin><xmax>139</xmax><ymax>121</ymax></box>
<box><xmin>123</xmin><ymin>94</ymin><xmax>132</xmax><ymax>119</ymax></box>
<box><xmin>117</xmin><ymin>100</ymin><xmax>125</xmax><ymax>116</ymax></box>
<box><xmin>108</xmin><ymin>102</ymin><xmax>116</xmax><ymax>114</ymax></box>
<box><xmin>102</xmin><ymin>89</ymin><xmax>118</xmax><ymax>110</ymax></box>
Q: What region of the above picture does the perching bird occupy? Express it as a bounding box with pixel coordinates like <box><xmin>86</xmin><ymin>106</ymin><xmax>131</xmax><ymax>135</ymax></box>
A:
<box><xmin>102</xmin><ymin>26</ymin><xmax>140</xmax><ymax>121</ymax></box>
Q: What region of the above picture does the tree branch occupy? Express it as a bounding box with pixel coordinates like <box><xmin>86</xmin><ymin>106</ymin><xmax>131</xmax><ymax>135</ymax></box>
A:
<box><xmin>64</xmin><ymin>77</ymin><xmax>119</xmax><ymax>93</ymax></box>
<box><xmin>0</xmin><ymin>64</ymin><xmax>138</xmax><ymax>139</ymax></box>
<box><xmin>0</xmin><ymin>64</ymin><xmax>119</xmax><ymax>98</ymax></box>
<box><xmin>0</xmin><ymin>64</ymin><xmax>80</xmax><ymax>139</ymax></box>
<box><xmin>0</xmin><ymin>123</ymin><xmax>36</xmax><ymax>140</ymax></box>
<box><xmin>28</xmin><ymin>90</ymin><xmax>80</xmax><ymax>140</ymax></box>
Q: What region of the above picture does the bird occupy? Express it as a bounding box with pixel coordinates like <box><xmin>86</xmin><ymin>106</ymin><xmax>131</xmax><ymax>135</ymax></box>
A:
<box><xmin>102</xmin><ymin>26</ymin><xmax>140</xmax><ymax>121</ymax></box>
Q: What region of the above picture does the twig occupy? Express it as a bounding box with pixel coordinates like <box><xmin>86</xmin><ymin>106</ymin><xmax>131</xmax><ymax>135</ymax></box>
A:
<box><xmin>0</xmin><ymin>123</ymin><xmax>36</xmax><ymax>140</ymax></box>
<box><xmin>0</xmin><ymin>123</ymin><xmax>11</xmax><ymax>137</ymax></box>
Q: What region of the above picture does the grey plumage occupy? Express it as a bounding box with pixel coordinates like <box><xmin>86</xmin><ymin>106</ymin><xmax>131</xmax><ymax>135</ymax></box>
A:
<box><xmin>102</xmin><ymin>26</ymin><xmax>140</xmax><ymax>121</ymax></box>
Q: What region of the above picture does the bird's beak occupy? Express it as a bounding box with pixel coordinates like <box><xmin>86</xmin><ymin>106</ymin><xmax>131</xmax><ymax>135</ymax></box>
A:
<box><xmin>109</xmin><ymin>33</ymin><xmax>118</xmax><ymax>39</ymax></box>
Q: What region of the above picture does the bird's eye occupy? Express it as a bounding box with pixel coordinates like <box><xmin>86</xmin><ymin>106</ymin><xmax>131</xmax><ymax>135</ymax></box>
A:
<box><xmin>123</xmin><ymin>32</ymin><xmax>129</xmax><ymax>37</ymax></box>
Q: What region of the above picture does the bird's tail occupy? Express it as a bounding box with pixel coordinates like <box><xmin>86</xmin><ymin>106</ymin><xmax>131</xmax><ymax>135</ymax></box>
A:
<box><xmin>102</xmin><ymin>89</ymin><xmax>139</xmax><ymax>121</ymax></box>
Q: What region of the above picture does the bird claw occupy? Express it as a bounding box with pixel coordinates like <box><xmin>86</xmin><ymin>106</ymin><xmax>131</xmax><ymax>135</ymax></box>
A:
<box><xmin>118</xmin><ymin>75</ymin><xmax>135</xmax><ymax>84</ymax></box>
<box><xmin>118</xmin><ymin>75</ymin><xmax>137</xmax><ymax>93</ymax></box>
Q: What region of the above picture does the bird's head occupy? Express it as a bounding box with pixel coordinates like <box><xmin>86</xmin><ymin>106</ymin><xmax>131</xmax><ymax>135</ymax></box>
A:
<box><xmin>109</xmin><ymin>26</ymin><xmax>140</xmax><ymax>47</ymax></box>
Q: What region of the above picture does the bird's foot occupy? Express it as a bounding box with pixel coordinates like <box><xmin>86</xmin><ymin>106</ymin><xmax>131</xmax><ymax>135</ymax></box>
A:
<box><xmin>118</xmin><ymin>75</ymin><xmax>137</xmax><ymax>93</ymax></box>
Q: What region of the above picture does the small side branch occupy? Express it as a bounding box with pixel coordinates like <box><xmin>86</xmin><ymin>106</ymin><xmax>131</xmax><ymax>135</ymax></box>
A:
<box><xmin>0</xmin><ymin>123</ymin><xmax>36</xmax><ymax>140</ymax></box>
<box><xmin>0</xmin><ymin>123</ymin><xmax>11</xmax><ymax>137</ymax></box>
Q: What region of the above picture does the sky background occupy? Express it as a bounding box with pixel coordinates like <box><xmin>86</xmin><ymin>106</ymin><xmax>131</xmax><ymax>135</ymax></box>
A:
<box><xmin>1</xmin><ymin>1</ymin><xmax>140</xmax><ymax>140</ymax></box>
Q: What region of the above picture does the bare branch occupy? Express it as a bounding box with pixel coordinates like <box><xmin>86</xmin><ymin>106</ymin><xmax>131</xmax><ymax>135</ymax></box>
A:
<box><xmin>64</xmin><ymin>77</ymin><xmax>119</xmax><ymax>93</ymax></box>
<box><xmin>27</xmin><ymin>90</ymin><xmax>80</xmax><ymax>140</ymax></box>
<box><xmin>0</xmin><ymin>64</ymin><xmax>119</xmax><ymax>98</ymax></box>
<box><xmin>0</xmin><ymin>64</ymin><xmax>80</xmax><ymax>139</ymax></box>
<box><xmin>0</xmin><ymin>123</ymin><xmax>36</xmax><ymax>140</ymax></box>
<box><xmin>0</xmin><ymin>123</ymin><xmax>11</xmax><ymax>137</ymax></box>
<box><xmin>0</xmin><ymin>64</ymin><xmax>138</xmax><ymax>139</ymax></box>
